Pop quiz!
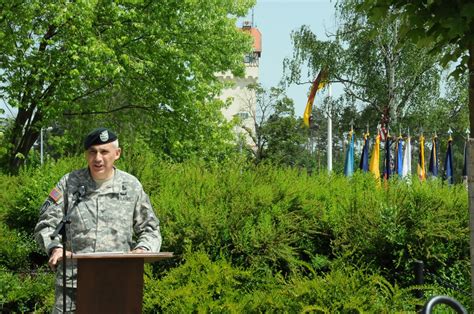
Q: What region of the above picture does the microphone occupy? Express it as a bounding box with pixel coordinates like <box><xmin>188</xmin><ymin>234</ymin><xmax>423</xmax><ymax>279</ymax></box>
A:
<box><xmin>73</xmin><ymin>185</ymin><xmax>87</xmax><ymax>204</ymax></box>
<box><xmin>78</xmin><ymin>185</ymin><xmax>86</xmax><ymax>197</ymax></box>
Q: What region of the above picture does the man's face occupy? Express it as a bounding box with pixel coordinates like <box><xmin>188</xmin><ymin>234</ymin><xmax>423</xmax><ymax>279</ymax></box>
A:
<box><xmin>86</xmin><ymin>142</ymin><xmax>121</xmax><ymax>180</ymax></box>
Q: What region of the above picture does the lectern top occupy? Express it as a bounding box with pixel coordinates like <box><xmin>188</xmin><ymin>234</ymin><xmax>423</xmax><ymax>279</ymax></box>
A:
<box><xmin>70</xmin><ymin>251</ymin><xmax>174</xmax><ymax>263</ymax></box>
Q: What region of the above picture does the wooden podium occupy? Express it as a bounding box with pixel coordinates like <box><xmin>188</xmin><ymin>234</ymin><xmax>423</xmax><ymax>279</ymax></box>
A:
<box><xmin>71</xmin><ymin>252</ymin><xmax>173</xmax><ymax>314</ymax></box>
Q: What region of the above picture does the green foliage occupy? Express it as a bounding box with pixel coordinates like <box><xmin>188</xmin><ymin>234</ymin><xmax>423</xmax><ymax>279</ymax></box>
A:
<box><xmin>356</xmin><ymin>0</ymin><xmax>474</xmax><ymax>140</ymax></box>
<box><xmin>327</xmin><ymin>174</ymin><xmax>469</xmax><ymax>281</ymax></box>
<box><xmin>116</xmin><ymin>137</ymin><xmax>162</xmax><ymax>191</ymax></box>
<box><xmin>0</xmin><ymin>172</ymin><xmax>19</xmax><ymax>218</ymax></box>
<box><xmin>0</xmin><ymin>118</ymin><xmax>10</xmax><ymax>166</ymax></box>
<box><xmin>285</xmin><ymin>3</ymin><xmax>442</xmax><ymax>130</ymax></box>
<box><xmin>1</xmin><ymin>156</ymin><xmax>83</xmax><ymax>233</ymax></box>
<box><xmin>0</xmin><ymin>0</ymin><xmax>255</xmax><ymax>170</ymax></box>
<box><xmin>144</xmin><ymin>251</ymin><xmax>423</xmax><ymax>313</ymax></box>
<box><xmin>148</xmin><ymin>160</ymin><xmax>470</xmax><ymax>293</ymax></box>
<box><xmin>0</xmin><ymin>222</ymin><xmax>38</xmax><ymax>271</ymax></box>
<box><xmin>0</xmin><ymin>267</ymin><xmax>54</xmax><ymax>313</ymax></box>
<box><xmin>287</xmin><ymin>265</ymin><xmax>421</xmax><ymax>313</ymax></box>
<box><xmin>152</xmin><ymin>161</ymin><xmax>322</xmax><ymax>274</ymax></box>
<box><xmin>143</xmin><ymin>251</ymin><xmax>257</xmax><ymax>313</ymax></box>
<box><xmin>284</xmin><ymin>0</ymin><xmax>471</xmax><ymax>179</ymax></box>
<box><xmin>241</xmin><ymin>84</ymin><xmax>313</xmax><ymax>168</ymax></box>
<box><xmin>0</xmin><ymin>158</ymin><xmax>470</xmax><ymax>312</ymax></box>
<box><xmin>358</xmin><ymin>0</ymin><xmax>474</xmax><ymax>75</ymax></box>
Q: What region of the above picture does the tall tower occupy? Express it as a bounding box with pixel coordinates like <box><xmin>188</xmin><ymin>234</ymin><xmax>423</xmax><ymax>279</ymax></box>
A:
<box><xmin>219</xmin><ymin>21</ymin><xmax>262</xmax><ymax>149</ymax></box>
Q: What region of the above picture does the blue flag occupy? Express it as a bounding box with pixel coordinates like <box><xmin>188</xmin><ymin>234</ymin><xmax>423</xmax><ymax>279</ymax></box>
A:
<box><xmin>395</xmin><ymin>137</ymin><xmax>404</xmax><ymax>176</ymax></box>
<box><xmin>359</xmin><ymin>133</ymin><xmax>369</xmax><ymax>172</ymax></box>
<box><xmin>428</xmin><ymin>136</ymin><xmax>438</xmax><ymax>177</ymax></box>
<box><xmin>344</xmin><ymin>132</ymin><xmax>355</xmax><ymax>176</ymax></box>
<box><xmin>445</xmin><ymin>139</ymin><xmax>454</xmax><ymax>184</ymax></box>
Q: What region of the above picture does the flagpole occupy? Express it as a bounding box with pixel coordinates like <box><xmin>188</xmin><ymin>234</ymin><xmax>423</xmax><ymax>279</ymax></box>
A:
<box><xmin>327</xmin><ymin>84</ymin><xmax>332</xmax><ymax>173</ymax></box>
<box><xmin>465</xmin><ymin>128</ymin><xmax>470</xmax><ymax>184</ymax></box>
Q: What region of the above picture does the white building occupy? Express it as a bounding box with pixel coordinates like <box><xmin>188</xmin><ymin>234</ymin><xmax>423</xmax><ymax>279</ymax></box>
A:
<box><xmin>218</xmin><ymin>23</ymin><xmax>261</xmax><ymax>149</ymax></box>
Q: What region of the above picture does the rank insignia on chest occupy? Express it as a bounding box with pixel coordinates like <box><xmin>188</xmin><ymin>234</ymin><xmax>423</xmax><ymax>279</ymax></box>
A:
<box><xmin>49</xmin><ymin>187</ymin><xmax>62</xmax><ymax>204</ymax></box>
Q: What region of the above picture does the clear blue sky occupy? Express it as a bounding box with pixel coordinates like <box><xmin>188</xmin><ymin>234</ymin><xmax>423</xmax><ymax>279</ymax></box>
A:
<box><xmin>245</xmin><ymin>0</ymin><xmax>338</xmax><ymax>117</ymax></box>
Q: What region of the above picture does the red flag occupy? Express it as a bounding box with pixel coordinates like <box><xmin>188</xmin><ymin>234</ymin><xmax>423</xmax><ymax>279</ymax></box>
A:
<box><xmin>303</xmin><ymin>68</ymin><xmax>328</xmax><ymax>127</ymax></box>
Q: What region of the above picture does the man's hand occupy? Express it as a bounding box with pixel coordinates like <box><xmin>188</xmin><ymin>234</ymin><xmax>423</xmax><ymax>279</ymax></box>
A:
<box><xmin>48</xmin><ymin>248</ymin><xmax>72</xmax><ymax>271</ymax></box>
<box><xmin>131</xmin><ymin>248</ymin><xmax>147</xmax><ymax>253</ymax></box>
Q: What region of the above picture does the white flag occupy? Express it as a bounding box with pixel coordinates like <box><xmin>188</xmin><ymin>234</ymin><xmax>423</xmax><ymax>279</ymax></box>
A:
<box><xmin>402</xmin><ymin>136</ymin><xmax>412</xmax><ymax>178</ymax></box>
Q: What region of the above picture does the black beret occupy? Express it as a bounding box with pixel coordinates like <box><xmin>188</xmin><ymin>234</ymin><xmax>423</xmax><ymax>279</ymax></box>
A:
<box><xmin>84</xmin><ymin>128</ymin><xmax>118</xmax><ymax>150</ymax></box>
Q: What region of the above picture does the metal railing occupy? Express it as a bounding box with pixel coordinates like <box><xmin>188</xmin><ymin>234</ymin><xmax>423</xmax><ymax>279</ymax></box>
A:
<box><xmin>414</xmin><ymin>260</ymin><xmax>468</xmax><ymax>314</ymax></box>
<box><xmin>421</xmin><ymin>295</ymin><xmax>467</xmax><ymax>314</ymax></box>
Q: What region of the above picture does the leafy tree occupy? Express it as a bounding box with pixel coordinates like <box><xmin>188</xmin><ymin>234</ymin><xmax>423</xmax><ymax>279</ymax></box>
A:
<box><xmin>284</xmin><ymin>1</ymin><xmax>442</xmax><ymax>134</ymax></box>
<box><xmin>356</xmin><ymin>0</ymin><xmax>474</xmax><ymax>305</ymax></box>
<box><xmin>356</xmin><ymin>0</ymin><xmax>474</xmax><ymax>135</ymax></box>
<box><xmin>262</xmin><ymin>94</ymin><xmax>311</xmax><ymax>168</ymax></box>
<box><xmin>0</xmin><ymin>0</ymin><xmax>255</xmax><ymax>171</ymax></box>
<box><xmin>405</xmin><ymin>74</ymin><xmax>469</xmax><ymax>181</ymax></box>
<box><xmin>238</xmin><ymin>84</ymin><xmax>312</xmax><ymax>168</ymax></box>
<box><xmin>44</xmin><ymin>96</ymin><xmax>239</xmax><ymax>165</ymax></box>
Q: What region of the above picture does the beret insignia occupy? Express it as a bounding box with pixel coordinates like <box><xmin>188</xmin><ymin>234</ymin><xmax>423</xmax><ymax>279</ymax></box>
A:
<box><xmin>99</xmin><ymin>130</ymin><xmax>109</xmax><ymax>142</ymax></box>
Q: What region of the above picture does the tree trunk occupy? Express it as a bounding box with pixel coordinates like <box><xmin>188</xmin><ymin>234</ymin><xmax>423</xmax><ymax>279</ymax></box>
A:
<box><xmin>467</xmin><ymin>42</ymin><xmax>474</xmax><ymax>309</ymax></box>
<box><xmin>7</xmin><ymin>106</ymin><xmax>42</xmax><ymax>172</ymax></box>
<box><xmin>9</xmin><ymin>128</ymin><xmax>40</xmax><ymax>171</ymax></box>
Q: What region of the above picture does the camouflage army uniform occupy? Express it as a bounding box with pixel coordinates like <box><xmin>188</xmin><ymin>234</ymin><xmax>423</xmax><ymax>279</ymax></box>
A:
<box><xmin>34</xmin><ymin>168</ymin><xmax>162</xmax><ymax>313</ymax></box>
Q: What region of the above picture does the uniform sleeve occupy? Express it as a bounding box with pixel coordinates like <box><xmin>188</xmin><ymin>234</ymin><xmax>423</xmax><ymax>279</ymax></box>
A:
<box><xmin>133</xmin><ymin>189</ymin><xmax>162</xmax><ymax>252</ymax></box>
<box><xmin>34</xmin><ymin>176</ymin><xmax>67</xmax><ymax>256</ymax></box>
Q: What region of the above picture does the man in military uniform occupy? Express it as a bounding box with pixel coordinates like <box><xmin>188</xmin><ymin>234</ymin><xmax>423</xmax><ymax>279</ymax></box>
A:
<box><xmin>34</xmin><ymin>128</ymin><xmax>162</xmax><ymax>313</ymax></box>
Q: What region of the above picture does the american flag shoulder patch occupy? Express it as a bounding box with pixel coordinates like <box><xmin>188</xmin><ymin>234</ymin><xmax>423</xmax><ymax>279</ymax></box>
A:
<box><xmin>49</xmin><ymin>187</ymin><xmax>62</xmax><ymax>204</ymax></box>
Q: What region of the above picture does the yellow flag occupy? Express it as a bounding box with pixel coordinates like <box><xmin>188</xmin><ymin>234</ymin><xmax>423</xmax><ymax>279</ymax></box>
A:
<box><xmin>303</xmin><ymin>68</ymin><xmax>328</xmax><ymax>127</ymax></box>
<box><xmin>417</xmin><ymin>135</ymin><xmax>426</xmax><ymax>181</ymax></box>
<box><xmin>369</xmin><ymin>134</ymin><xmax>381</xmax><ymax>180</ymax></box>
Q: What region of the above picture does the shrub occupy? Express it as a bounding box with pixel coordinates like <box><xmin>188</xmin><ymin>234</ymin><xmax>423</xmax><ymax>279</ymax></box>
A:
<box><xmin>0</xmin><ymin>222</ymin><xmax>39</xmax><ymax>271</ymax></box>
<box><xmin>0</xmin><ymin>267</ymin><xmax>54</xmax><ymax>313</ymax></box>
<box><xmin>2</xmin><ymin>156</ymin><xmax>83</xmax><ymax>233</ymax></box>
<box><xmin>144</xmin><ymin>252</ymin><xmax>432</xmax><ymax>313</ymax></box>
<box><xmin>0</xmin><ymin>158</ymin><xmax>470</xmax><ymax>312</ymax></box>
<box><xmin>143</xmin><ymin>251</ymin><xmax>257</xmax><ymax>313</ymax></box>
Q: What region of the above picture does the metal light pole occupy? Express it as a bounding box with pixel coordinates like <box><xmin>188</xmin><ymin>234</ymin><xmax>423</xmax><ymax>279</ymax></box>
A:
<box><xmin>40</xmin><ymin>128</ymin><xmax>44</xmax><ymax>165</ymax></box>
<box><xmin>40</xmin><ymin>127</ymin><xmax>53</xmax><ymax>165</ymax></box>
<box><xmin>327</xmin><ymin>84</ymin><xmax>333</xmax><ymax>173</ymax></box>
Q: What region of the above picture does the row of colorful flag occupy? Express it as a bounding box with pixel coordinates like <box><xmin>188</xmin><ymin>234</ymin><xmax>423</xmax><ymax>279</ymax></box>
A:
<box><xmin>301</xmin><ymin>69</ymin><xmax>465</xmax><ymax>184</ymax></box>
<box><xmin>343</xmin><ymin>131</ymin><xmax>463</xmax><ymax>184</ymax></box>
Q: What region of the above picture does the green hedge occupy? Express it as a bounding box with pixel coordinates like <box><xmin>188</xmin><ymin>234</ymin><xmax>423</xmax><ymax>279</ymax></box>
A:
<box><xmin>143</xmin><ymin>251</ymin><xmax>424</xmax><ymax>313</ymax></box>
<box><xmin>0</xmin><ymin>155</ymin><xmax>470</xmax><ymax>312</ymax></box>
<box><xmin>0</xmin><ymin>266</ymin><xmax>54</xmax><ymax>312</ymax></box>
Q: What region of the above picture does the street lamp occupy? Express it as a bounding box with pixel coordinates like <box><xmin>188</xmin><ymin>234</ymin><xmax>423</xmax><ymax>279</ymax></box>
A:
<box><xmin>40</xmin><ymin>127</ymin><xmax>53</xmax><ymax>165</ymax></box>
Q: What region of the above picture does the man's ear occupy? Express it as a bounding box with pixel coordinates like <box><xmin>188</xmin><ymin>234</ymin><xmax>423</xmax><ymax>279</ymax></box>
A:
<box><xmin>114</xmin><ymin>148</ymin><xmax>121</xmax><ymax>161</ymax></box>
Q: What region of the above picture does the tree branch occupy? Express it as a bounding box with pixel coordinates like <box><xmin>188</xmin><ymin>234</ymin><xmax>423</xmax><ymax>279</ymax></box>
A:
<box><xmin>70</xmin><ymin>80</ymin><xmax>114</xmax><ymax>102</ymax></box>
<box><xmin>396</xmin><ymin>63</ymin><xmax>435</xmax><ymax>116</ymax></box>
<box><xmin>63</xmin><ymin>105</ymin><xmax>152</xmax><ymax>116</ymax></box>
<box><xmin>332</xmin><ymin>73</ymin><xmax>370</xmax><ymax>89</ymax></box>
